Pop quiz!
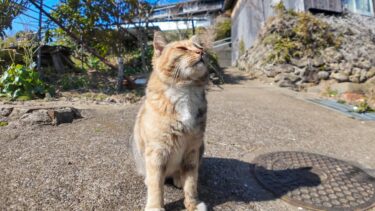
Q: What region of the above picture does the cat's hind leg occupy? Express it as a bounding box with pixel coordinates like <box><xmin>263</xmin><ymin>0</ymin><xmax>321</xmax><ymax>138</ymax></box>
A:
<box><xmin>181</xmin><ymin>148</ymin><xmax>206</xmax><ymax>211</ymax></box>
<box><xmin>172</xmin><ymin>171</ymin><xmax>182</xmax><ymax>189</ymax></box>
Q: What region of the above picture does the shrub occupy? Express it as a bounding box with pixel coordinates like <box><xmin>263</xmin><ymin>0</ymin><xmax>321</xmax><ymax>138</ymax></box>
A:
<box><xmin>0</xmin><ymin>64</ymin><xmax>53</xmax><ymax>99</ymax></box>
<box><xmin>263</xmin><ymin>3</ymin><xmax>341</xmax><ymax>64</ymax></box>
<box><xmin>58</xmin><ymin>74</ymin><xmax>89</xmax><ymax>91</ymax></box>
<box><xmin>215</xmin><ymin>19</ymin><xmax>231</xmax><ymax>40</ymax></box>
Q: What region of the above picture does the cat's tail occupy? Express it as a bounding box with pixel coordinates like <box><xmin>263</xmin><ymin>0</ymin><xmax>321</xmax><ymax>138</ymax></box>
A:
<box><xmin>129</xmin><ymin>133</ymin><xmax>146</xmax><ymax>176</ymax></box>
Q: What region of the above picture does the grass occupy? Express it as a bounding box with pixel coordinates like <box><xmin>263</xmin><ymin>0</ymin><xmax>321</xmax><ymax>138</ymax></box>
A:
<box><xmin>324</xmin><ymin>87</ymin><xmax>338</xmax><ymax>97</ymax></box>
<box><xmin>0</xmin><ymin>121</ymin><xmax>8</xmax><ymax>127</ymax></box>
<box><xmin>263</xmin><ymin>2</ymin><xmax>342</xmax><ymax>64</ymax></box>
<box><xmin>353</xmin><ymin>101</ymin><xmax>375</xmax><ymax>113</ymax></box>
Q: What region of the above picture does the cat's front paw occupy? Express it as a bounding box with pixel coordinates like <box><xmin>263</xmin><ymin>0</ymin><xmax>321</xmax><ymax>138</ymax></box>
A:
<box><xmin>195</xmin><ymin>202</ymin><xmax>207</xmax><ymax>211</ymax></box>
<box><xmin>144</xmin><ymin>208</ymin><xmax>165</xmax><ymax>211</ymax></box>
<box><xmin>173</xmin><ymin>176</ymin><xmax>182</xmax><ymax>189</ymax></box>
<box><xmin>186</xmin><ymin>202</ymin><xmax>207</xmax><ymax>211</ymax></box>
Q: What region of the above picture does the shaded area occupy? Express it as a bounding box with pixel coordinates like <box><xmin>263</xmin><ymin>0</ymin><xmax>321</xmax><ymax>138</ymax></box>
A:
<box><xmin>165</xmin><ymin>157</ymin><xmax>321</xmax><ymax>210</ymax></box>
<box><xmin>253</xmin><ymin>151</ymin><xmax>375</xmax><ymax>211</ymax></box>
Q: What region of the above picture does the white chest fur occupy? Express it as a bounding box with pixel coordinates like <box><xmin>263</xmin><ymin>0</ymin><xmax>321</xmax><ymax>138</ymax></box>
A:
<box><xmin>165</xmin><ymin>86</ymin><xmax>206</xmax><ymax>130</ymax></box>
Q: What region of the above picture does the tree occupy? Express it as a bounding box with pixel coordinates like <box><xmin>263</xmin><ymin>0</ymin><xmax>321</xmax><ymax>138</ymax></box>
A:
<box><xmin>0</xmin><ymin>0</ymin><xmax>28</xmax><ymax>38</ymax></box>
<box><xmin>48</xmin><ymin>0</ymin><xmax>155</xmax><ymax>90</ymax></box>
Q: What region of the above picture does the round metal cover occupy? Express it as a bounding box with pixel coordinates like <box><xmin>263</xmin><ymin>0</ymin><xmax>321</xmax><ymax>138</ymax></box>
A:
<box><xmin>253</xmin><ymin>151</ymin><xmax>375</xmax><ymax>211</ymax></box>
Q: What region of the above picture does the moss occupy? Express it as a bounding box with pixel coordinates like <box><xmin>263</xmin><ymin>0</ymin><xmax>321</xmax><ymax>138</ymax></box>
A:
<box><xmin>239</xmin><ymin>38</ymin><xmax>245</xmax><ymax>57</ymax></box>
<box><xmin>354</xmin><ymin>101</ymin><xmax>375</xmax><ymax>113</ymax></box>
<box><xmin>263</xmin><ymin>6</ymin><xmax>342</xmax><ymax>64</ymax></box>
<box><xmin>215</xmin><ymin>19</ymin><xmax>231</xmax><ymax>40</ymax></box>
<box><xmin>0</xmin><ymin>121</ymin><xmax>8</xmax><ymax>127</ymax></box>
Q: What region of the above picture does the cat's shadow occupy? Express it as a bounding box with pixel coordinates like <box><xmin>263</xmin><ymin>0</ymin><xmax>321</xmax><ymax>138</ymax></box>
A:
<box><xmin>165</xmin><ymin>157</ymin><xmax>321</xmax><ymax>211</ymax></box>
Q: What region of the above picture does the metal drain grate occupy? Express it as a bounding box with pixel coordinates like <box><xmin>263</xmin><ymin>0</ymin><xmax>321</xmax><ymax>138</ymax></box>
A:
<box><xmin>253</xmin><ymin>151</ymin><xmax>375</xmax><ymax>211</ymax></box>
<box><xmin>309</xmin><ymin>99</ymin><xmax>375</xmax><ymax>121</ymax></box>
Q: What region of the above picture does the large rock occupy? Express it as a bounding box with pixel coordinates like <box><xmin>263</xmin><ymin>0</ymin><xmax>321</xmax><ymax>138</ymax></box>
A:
<box><xmin>359</xmin><ymin>69</ymin><xmax>368</xmax><ymax>82</ymax></box>
<box><xmin>312</xmin><ymin>56</ymin><xmax>324</xmax><ymax>67</ymax></box>
<box><xmin>339</xmin><ymin>62</ymin><xmax>353</xmax><ymax>75</ymax></box>
<box><xmin>20</xmin><ymin>110</ymin><xmax>52</xmax><ymax>125</ymax></box>
<box><xmin>355</xmin><ymin>59</ymin><xmax>372</xmax><ymax>70</ymax></box>
<box><xmin>317</xmin><ymin>71</ymin><xmax>330</xmax><ymax>80</ymax></box>
<box><xmin>47</xmin><ymin>107</ymin><xmax>82</xmax><ymax>125</ymax></box>
<box><xmin>323</xmin><ymin>47</ymin><xmax>344</xmax><ymax>63</ymax></box>
<box><xmin>349</xmin><ymin>74</ymin><xmax>360</xmax><ymax>83</ymax></box>
<box><xmin>291</xmin><ymin>57</ymin><xmax>309</xmax><ymax>68</ymax></box>
<box><xmin>366</xmin><ymin>67</ymin><xmax>375</xmax><ymax>79</ymax></box>
<box><xmin>331</xmin><ymin>72</ymin><xmax>349</xmax><ymax>82</ymax></box>
<box><xmin>9</xmin><ymin>108</ymin><xmax>30</xmax><ymax>120</ymax></box>
<box><xmin>301</xmin><ymin>66</ymin><xmax>319</xmax><ymax>83</ymax></box>
<box><xmin>328</xmin><ymin>63</ymin><xmax>340</xmax><ymax>72</ymax></box>
<box><xmin>0</xmin><ymin>108</ymin><xmax>13</xmax><ymax>117</ymax></box>
<box><xmin>9</xmin><ymin>107</ymin><xmax>82</xmax><ymax>126</ymax></box>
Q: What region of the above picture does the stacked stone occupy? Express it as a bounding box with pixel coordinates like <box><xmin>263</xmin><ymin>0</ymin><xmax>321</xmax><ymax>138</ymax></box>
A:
<box><xmin>237</xmin><ymin>13</ymin><xmax>375</xmax><ymax>90</ymax></box>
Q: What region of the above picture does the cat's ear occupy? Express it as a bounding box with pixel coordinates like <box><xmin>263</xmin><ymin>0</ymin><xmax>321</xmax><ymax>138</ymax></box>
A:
<box><xmin>153</xmin><ymin>31</ymin><xmax>167</xmax><ymax>57</ymax></box>
<box><xmin>190</xmin><ymin>35</ymin><xmax>207</xmax><ymax>49</ymax></box>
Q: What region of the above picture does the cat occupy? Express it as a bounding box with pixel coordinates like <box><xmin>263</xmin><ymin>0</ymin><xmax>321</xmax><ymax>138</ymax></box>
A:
<box><xmin>131</xmin><ymin>32</ymin><xmax>209</xmax><ymax>211</ymax></box>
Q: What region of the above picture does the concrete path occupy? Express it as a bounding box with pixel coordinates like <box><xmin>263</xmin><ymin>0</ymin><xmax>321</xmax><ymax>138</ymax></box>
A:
<box><xmin>1</xmin><ymin>68</ymin><xmax>375</xmax><ymax>210</ymax></box>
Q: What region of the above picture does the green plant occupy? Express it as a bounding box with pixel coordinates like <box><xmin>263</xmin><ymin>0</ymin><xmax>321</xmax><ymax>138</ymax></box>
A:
<box><xmin>263</xmin><ymin>6</ymin><xmax>342</xmax><ymax>64</ymax></box>
<box><xmin>215</xmin><ymin>19</ymin><xmax>231</xmax><ymax>40</ymax></box>
<box><xmin>239</xmin><ymin>39</ymin><xmax>245</xmax><ymax>57</ymax></box>
<box><xmin>324</xmin><ymin>87</ymin><xmax>338</xmax><ymax>97</ymax></box>
<box><xmin>354</xmin><ymin>101</ymin><xmax>374</xmax><ymax>113</ymax></box>
<box><xmin>0</xmin><ymin>121</ymin><xmax>8</xmax><ymax>127</ymax></box>
<box><xmin>58</xmin><ymin>74</ymin><xmax>89</xmax><ymax>90</ymax></box>
<box><xmin>0</xmin><ymin>64</ymin><xmax>53</xmax><ymax>99</ymax></box>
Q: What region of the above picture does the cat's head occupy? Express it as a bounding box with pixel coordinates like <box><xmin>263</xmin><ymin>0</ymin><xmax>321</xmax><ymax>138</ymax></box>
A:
<box><xmin>152</xmin><ymin>32</ymin><xmax>209</xmax><ymax>84</ymax></box>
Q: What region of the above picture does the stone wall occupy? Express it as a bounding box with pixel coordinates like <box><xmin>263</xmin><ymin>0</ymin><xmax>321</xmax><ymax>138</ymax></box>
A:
<box><xmin>231</xmin><ymin>0</ymin><xmax>306</xmax><ymax>65</ymax></box>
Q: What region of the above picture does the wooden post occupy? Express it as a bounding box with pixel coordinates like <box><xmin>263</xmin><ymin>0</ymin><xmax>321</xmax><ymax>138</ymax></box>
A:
<box><xmin>191</xmin><ymin>19</ymin><xmax>195</xmax><ymax>35</ymax></box>
<box><xmin>37</xmin><ymin>0</ymin><xmax>43</xmax><ymax>77</ymax></box>
<box><xmin>116</xmin><ymin>57</ymin><xmax>124</xmax><ymax>92</ymax></box>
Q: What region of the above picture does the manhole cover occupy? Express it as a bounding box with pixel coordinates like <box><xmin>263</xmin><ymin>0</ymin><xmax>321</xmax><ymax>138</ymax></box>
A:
<box><xmin>253</xmin><ymin>151</ymin><xmax>375</xmax><ymax>211</ymax></box>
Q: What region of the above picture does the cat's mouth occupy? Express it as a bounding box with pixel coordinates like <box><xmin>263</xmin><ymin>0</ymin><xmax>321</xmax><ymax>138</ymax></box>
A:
<box><xmin>194</xmin><ymin>53</ymin><xmax>207</xmax><ymax>66</ymax></box>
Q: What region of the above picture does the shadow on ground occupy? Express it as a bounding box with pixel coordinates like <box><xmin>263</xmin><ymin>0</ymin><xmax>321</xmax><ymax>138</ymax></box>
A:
<box><xmin>222</xmin><ymin>70</ymin><xmax>254</xmax><ymax>85</ymax></box>
<box><xmin>165</xmin><ymin>157</ymin><xmax>321</xmax><ymax>210</ymax></box>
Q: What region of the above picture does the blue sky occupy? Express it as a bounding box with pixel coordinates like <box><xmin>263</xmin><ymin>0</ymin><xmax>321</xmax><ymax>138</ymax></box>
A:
<box><xmin>6</xmin><ymin>0</ymin><xmax>184</xmax><ymax>36</ymax></box>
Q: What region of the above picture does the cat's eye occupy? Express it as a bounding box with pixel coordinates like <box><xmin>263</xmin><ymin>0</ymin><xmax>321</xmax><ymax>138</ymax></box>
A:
<box><xmin>177</xmin><ymin>46</ymin><xmax>188</xmax><ymax>51</ymax></box>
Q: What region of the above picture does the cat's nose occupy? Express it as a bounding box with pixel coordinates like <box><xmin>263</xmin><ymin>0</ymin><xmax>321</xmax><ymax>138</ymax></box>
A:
<box><xmin>195</xmin><ymin>50</ymin><xmax>203</xmax><ymax>56</ymax></box>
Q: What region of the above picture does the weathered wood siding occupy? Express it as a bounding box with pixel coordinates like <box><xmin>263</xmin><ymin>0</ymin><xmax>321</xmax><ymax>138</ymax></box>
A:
<box><xmin>304</xmin><ymin>0</ymin><xmax>343</xmax><ymax>12</ymax></box>
<box><xmin>230</xmin><ymin>0</ymin><xmax>347</xmax><ymax>64</ymax></box>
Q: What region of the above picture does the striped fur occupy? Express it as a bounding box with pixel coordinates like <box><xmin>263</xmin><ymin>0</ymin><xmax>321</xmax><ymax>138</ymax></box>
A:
<box><xmin>131</xmin><ymin>32</ymin><xmax>208</xmax><ymax>211</ymax></box>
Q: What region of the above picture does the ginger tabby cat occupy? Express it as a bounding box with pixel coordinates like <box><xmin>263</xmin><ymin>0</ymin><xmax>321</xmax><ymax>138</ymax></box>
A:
<box><xmin>131</xmin><ymin>32</ymin><xmax>208</xmax><ymax>211</ymax></box>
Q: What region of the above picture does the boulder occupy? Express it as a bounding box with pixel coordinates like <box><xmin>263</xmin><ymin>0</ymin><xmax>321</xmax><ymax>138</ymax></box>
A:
<box><xmin>9</xmin><ymin>108</ymin><xmax>30</xmax><ymax>120</ymax></box>
<box><xmin>323</xmin><ymin>47</ymin><xmax>344</xmax><ymax>63</ymax></box>
<box><xmin>366</xmin><ymin>67</ymin><xmax>375</xmax><ymax>79</ymax></box>
<box><xmin>301</xmin><ymin>66</ymin><xmax>319</xmax><ymax>83</ymax></box>
<box><xmin>47</xmin><ymin>107</ymin><xmax>81</xmax><ymax>125</ymax></box>
<box><xmin>291</xmin><ymin>57</ymin><xmax>309</xmax><ymax>68</ymax></box>
<box><xmin>312</xmin><ymin>56</ymin><xmax>324</xmax><ymax>67</ymax></box>
<box><xmin>355</xmin><ymin>59</ymin><xmax>372</xmax><ymax>70</ymax></box>
<box><xmin>0</xmin><ymin>108</ymin><xmax>13</xmax><ymax>117</ymax></box>
<box><xmin>331</xmin><ymin>72</ymin><xmax>349</xmax><ymax>82</ymax></box>
<box><xmin>359</xmin><ymin>69</ymin><xmax>367</xmax><ymax>82</ymax></box>
<box><xmin>349</xmin><ymin>74</ymin><xmax>360</xmax><ymax>83</ymax></box>
<box><xmin>317</xmin><ymin>71</ymin><xmax>330</xmax><ymax>80</ymax></box>
<box><xmin>20</xmin><ymin>110</ymin><xmax>52</xmax><ymax>125</ymax></box>
<box><xmin>339</xmin><ymin>62</ymin><xmax>353</xmax><ymax>75</ymax></box>
<box><xmin>328</xmin><ymin>63</ymin><xmax>340</xmax><ymax>72</ymax></box>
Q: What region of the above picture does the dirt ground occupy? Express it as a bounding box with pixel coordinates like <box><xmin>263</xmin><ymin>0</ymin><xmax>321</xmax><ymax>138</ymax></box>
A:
<box><xmin>1</xmin><ymin>68</ymin><xmax>375</xmax><ymax>211</ymax></box>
